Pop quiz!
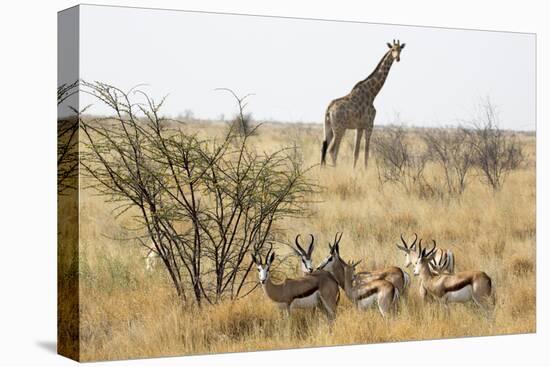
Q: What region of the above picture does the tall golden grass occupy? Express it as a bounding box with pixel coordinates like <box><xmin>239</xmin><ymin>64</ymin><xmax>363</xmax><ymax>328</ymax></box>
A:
<box><xmin>61</xmin><ymin>122</ymin><xmax>535</xmax><ymax>361</ymax></box>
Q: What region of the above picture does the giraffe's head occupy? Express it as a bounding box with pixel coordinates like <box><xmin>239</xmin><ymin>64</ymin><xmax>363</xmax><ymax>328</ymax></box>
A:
<box><xmin>386</xmin><ymin>39</ymin><xmax>406</xmax><ymax>62</ymax></box>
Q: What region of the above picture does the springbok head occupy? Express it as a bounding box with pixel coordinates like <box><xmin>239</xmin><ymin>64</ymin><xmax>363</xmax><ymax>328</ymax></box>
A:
<box><xmin>251</xmin><ymin>245</ymin><xmax>275</xmax><ymax>285</ymax></box>
<box><xmin>317</xmin><ymin>232</ymin><xmax>344</xmax><ymax>271</ymax></box>
<box><xmin>386</xmin><ymin>39</ymin><xmax>406</xmax><ymax>62</ymax></box>
<box><xmin>395</xmin><ymin>233</ymin><xmax>419</xmax><ymax>268</ymax></box>
<box><xmin>293</xmin><ymin>234</ymin><xmax>315</xmax><ymax>273</ymax></box>
<box><xmin>413</xmin><ymin>239</ymin><xmax>437</xmax><ymax>276</ymax></box>
<box><xmin>344</xmin><ymin>259</ymin><xmax>362</xmax><ymax>273</ymax></box>
<box><xmin>342</xmin><ymin>258</ymin><xmax>363</xmax><ymax>286</ymax></box>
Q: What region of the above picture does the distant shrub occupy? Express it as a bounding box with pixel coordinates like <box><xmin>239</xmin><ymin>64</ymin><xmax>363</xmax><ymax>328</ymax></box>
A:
<box><xmin>422</xmin><ymin>127</ymin><xmax>474</xmax><ymax>196</ymax></box>
<box><xmin>216</xmin><ymin>88</ymin><xmax>256</xmax><ymax>137</ymax></box>
<box><xmin>372</xmin><ymin>126</ymin><xmax>430</xmax><ymax>195</ymax></box>
<box><xmin>466</xmin><ymin>99</ymin><xmax>525</xmax><ymax>191</ymax></box>
<box><xmin>227</xmin><ymin>111</ymin><xmax>255</xmax><ymax>136</ymax></box>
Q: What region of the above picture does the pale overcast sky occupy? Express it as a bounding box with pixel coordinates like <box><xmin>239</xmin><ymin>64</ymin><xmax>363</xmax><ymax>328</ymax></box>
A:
<box><xmin>77</xmin><ymin>5</ymin><xmax>535</xmax><ymax>131</ymax></box>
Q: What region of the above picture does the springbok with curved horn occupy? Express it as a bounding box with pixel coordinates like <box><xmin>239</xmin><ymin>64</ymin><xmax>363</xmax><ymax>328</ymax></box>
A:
<box><xmin>251</xmin><ymin>246</ymin><xmax>340</xmax><ymax>320</ymax></box>
<box><xmin>396</xmin><ymin>233</ymin><xmax>455</xmax><ymax>274</ymax></box>
<box><xmin>413</xmin><ymin>240</ymin><xmax>493</xmax><ymax>309</ymax></box>
<box><xmin>292</xmin><ymin>234</ymin><xmax>316</xmax><ymax>274</ymax></box>
<box><xmin>318</xmin><ymin>247</ymin><xmax>398</xmax><ymax>316</ymax></box>
<box><xmin>145</xmin><ymin>249</ymin><xmax>158</xmax><ymax>271</ymax></box>
<box><xmin>319</xmin><ymin>232</ymin><xmax>409</xmax><ymax>294</ymax></box>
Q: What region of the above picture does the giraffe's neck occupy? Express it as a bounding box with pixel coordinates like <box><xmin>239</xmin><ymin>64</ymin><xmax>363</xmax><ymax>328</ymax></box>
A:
<box><xmin>353</xmin><ymin>51</ymin><xmax>395</xmax><ymax>101</ymax></box>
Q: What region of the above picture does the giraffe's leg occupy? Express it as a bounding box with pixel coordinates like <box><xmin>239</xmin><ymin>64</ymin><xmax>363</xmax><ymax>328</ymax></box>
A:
<box><xmin>328</xmin><ymin>129</ymin><xmax>345</xmax><ymax>166</ymax></box>
<box><xmin>364</xmin><ymin>108</ymin><xmax>376</xmax><ymax>169</ymax></box>
<box><xmin>353</xmin><ymin>128</ymin><xmax>364</xmax><ymax>169</ymax></box>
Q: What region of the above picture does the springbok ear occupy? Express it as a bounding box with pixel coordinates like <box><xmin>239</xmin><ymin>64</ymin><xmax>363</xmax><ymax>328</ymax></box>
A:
<box><xmin>396</xmin><ymin>243</ymin><xmax>409</xmax><ymax>253</ymax></box>
<box><xmin>251</xmin><ymin>254</ymin><xmax>258</xmax><ymax>265</ymax></box>
<box><xmin>387</xmin><ymin>42</ymin><xmax>393</xmax><ymax>49</ymax></box>
<box><xmin>268</xmin><ymin>252</ymin><xmax>275</xmax><ymax>266</ymax></box>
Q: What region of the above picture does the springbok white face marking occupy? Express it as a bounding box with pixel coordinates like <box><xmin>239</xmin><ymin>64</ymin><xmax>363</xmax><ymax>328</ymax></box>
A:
<box><xmin>144</xmin><ymin>249</ymin><xmax>159</xmax><ymax>272</ymax></box>
<box><xmin>396</xmin><ymin>233</ymin><xmax>418</xmax><ymax>268</ymax></box>
<box><xmin>404</xmin><ymin>252</ymin><xmax>413</xmax><ymax>268</ymax></box>
<box><xmin>294</xmin><ymin>234</ymin><xmax>316</xmax><ymax>274</ymax></box>
<box><xmin>252</xmin><ymin>251</ymin><xmax>274</xmax><ymax>285</ymax></box>
<box><xmin>257</xmin><ymin>264</ymin><xmax>269</xmax><ymax>284</ymax></box>
<box><xmin>413</xmin><ymin>239</ymin><xmax>436</xmax><ymax>276</ymax></box>
<box><xmin>413</xmin><ymin>258</ymin><xmax>422</xmax><ymax>276</ymax></box>
<box><xmin>317</xmin><ymin>232</ymin><xmax>343</xmax><ymax>272</ymax></box>
<box><xmin>301</xmin><ymin>258</ymin><xmax>314</xmax><ymax>273</ymax></box>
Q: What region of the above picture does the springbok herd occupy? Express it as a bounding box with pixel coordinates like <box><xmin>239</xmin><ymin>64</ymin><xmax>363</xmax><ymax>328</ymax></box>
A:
<box><xmin>251</xmin><ymin>233</ymin><xmax>494</xmax><ymax>319</ymax></box>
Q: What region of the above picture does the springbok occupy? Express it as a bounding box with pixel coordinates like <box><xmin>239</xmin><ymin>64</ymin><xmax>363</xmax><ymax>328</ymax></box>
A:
<box><xmin>292</xmin><ymin>234</ymin><xmax>315</xmax><ymax>274</ymax></box>
<box><xmin>396</xmin><ymin>233</ymin><xmax>455</xmax><ymax>274</ymax></box>
<box><xmin>318</xmin><ymin>247</ymin><xmax>398</xmax><ymax>316</ymax></box>
<box><xmin>144</xmin><ymin>248</ymin><xmax>159</xmax><ymax>271</ymax></box>
<box><xmin>251</xmin><ymin>247</ymin><xmax>340</xmax><ymax>320</ymax></box>
<box><xmin>319</xmin><ymin>232</ymin><xmax>409</xmax><ymax>294</ymax></box>
<box><xmin>413</xmin><ymin>240</ymin><xmax>493</xmax><ymax>309</ymax></box>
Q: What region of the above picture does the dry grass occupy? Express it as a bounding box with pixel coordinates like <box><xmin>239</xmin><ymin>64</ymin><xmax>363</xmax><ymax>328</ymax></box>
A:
<box><xmin>60</xmin><ymin>122</ymin><xmax>535</xmax><ymax>361</ymax></box>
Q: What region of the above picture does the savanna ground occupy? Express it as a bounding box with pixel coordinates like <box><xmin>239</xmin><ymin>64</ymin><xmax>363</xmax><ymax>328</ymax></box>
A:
<box><xmin>59</xmin><ymin>120</ymin><xmax>535</xmax><ymax>361</ymax></box>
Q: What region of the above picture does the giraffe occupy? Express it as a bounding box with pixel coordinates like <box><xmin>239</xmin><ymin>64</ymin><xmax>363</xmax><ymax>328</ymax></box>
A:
<box><xmin>321</xmin><ymin>39</ymin><xmax>406</xmax><ymax>168</ymax></box>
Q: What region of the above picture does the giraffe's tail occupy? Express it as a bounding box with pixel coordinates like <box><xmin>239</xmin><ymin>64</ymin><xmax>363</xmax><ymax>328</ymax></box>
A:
<box><xmin>321</xmin><ymin>140</ymin><xmax>328</xmax><ymax>166</ymax></box>
<box><xmin>321</xmin><ymin>108</ymin><xmax>332</xmax><ymax>166</ymax></box>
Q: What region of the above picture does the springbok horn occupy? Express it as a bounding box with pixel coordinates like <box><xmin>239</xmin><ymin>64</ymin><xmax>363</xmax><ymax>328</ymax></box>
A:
<box><xmin>329</xmin><ymin>232</ymin><xmax>339</xmax><ymax>254</ymax></box>
<box><xmin>441</xmin><ymin>252</ymin><xmax>448</xmax><ymax>267</ymax></box>
<box><xmin>400</xmin><ymin>234</ymin><xmax>409</xmax><ymax>249</ymax></box>
<box><xmin>425</xmin><ymin>240</ymin><xmax>437</xmax><ymax>258</ymax></box>
<box><xmin>396</xmin><ymin>234</ymin><xmax>409</xmax><ymax>252</ymax></box>
<box><xmin>295</xmin><ymin>234</ymin><xmax>306</xmax><ymax>255</ymax></box>
<box><xmin>266</xmin><ymin>243</ymin><xmax>274</xmax><ymax>263</ymax></box>
<box><xmin>267</xmin><ymin>251</ymin><xmax>275</xmax><ymax>266</ymax></box>
<box><xmin>411</xmin><ymin>232</ymin><xmax>418</xmax><ymax>249</ymax></box>
<box><xmin>335</xmin><ymin>232</ymin><xmax>343</xmax><ymax>246</ymax></box>
<box><xmin>336</xmin><ymin>232</ymin><xmax>343</xmax><ymax>253</ymax></box>
<box><xmin>307</xmin><ymin>234</ymin><xmax>315</xmax><ymax>256</ymax></box>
